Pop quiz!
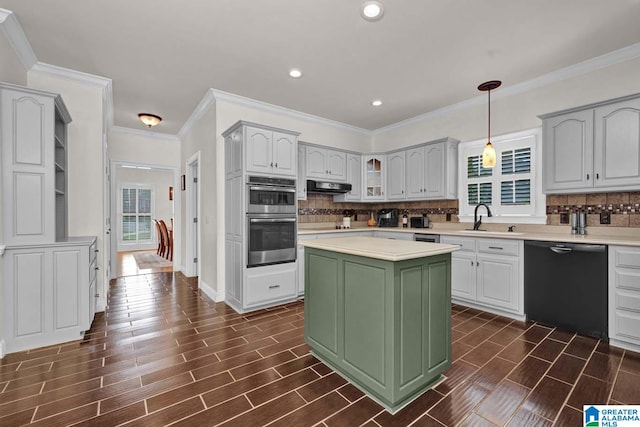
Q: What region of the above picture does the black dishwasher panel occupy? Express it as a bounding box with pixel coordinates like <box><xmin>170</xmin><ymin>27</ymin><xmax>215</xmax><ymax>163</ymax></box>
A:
<box><xmin>524</xmin><ymin>240</ymin><xmax>608</xmax><ymax>340</ymax></box>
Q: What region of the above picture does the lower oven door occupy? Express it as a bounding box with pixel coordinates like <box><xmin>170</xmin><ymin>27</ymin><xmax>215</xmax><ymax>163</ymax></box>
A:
<box><xmin>247</xmin><ymin>215</ymin><xmax>297</xmax><ymax>267</ymax></box>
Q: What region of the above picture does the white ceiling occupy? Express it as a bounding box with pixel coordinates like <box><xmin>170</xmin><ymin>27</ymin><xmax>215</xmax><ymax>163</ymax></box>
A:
<box><xmin>3</xmin><ymin>0</ymin><xmax>640</xmax><ymax>134</ymax></box>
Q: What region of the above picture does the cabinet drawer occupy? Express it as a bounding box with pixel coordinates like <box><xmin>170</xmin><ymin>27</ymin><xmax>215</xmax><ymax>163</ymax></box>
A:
<box><xmin>615</xmin><ymin>248</ymin><xmax>640</xmax><ymax>269</ymax></box>
<box><xmin>477</xmin><ymin>239</ymin><xmax>519</xmax><ymax>256</ymax></box>
<box><xmin>615</xmin><ymin>289</ymin><xmax>640</xmax><ymax>313</ymax></box>
<box><xmin>441</xmin><ymin>236</ymin><xmax>475</xmax><ymax>252</ymax></box>
<box><xmin>615</xmin><ymin>269</ymin><xmax>640</xmax><ymax>291</ymax></box>
<box><xmin>614</xmin><ymin>309</ymin><xmax>640</xmax><ymax>342</ymax></box>
<box><xmin>246</xmin><ymin>265</ymin><xmax>297</xmax><ymax>306</ymax></box>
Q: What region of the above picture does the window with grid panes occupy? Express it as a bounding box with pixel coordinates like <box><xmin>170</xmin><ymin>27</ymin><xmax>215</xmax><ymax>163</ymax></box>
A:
<box><xmin>121</xmin><ymin>186</ymin><xmax>153</xmax><ymax>243</ymax></box>
<box><xmin>459</xmin><ymin>129</ymin><xmax>545</xmax><ymax>223</ymax></box>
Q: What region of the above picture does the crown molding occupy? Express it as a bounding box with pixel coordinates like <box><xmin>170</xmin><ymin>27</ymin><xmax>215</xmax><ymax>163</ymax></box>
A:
<box><xmin>110</xmin><ymin>125</ymin><xmax>180</xmax><ymax>143</ymax></box>
<box><xmin>0</xmin><ymin>8</ymin><xmax>37</xmax><ymax>70</ymax></box>
<box><xmin>177</xmin><ymin>88</ymin><xmax>217</xmax><ymax>141</ymax></box>
<box><xmin>374</xmin><ymin>41</ymin><xmax>640</xmax><ymax>135</ymax></box>
<box><xmin>31</xmin><ymin>62</ymin><xmax>112</xmax><ymax>88</ymax></box>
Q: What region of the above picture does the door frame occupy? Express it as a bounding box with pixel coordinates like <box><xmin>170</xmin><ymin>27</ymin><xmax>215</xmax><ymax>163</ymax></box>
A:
<box><xmin>185</xmin><ymin>152</ymin><xmax>201</xmax><ymax>277</ymax></box>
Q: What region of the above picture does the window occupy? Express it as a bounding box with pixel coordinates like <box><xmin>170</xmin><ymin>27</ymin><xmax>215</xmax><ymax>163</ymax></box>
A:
<box><xmin>120</xmin><ymin>185</ymin><xmax>153</xmax><ymax>244</ymax></box>
<box><xmin>459</xmin><ymin>128</ymin><xmax>546</xmax><ymax>224</ymax></box>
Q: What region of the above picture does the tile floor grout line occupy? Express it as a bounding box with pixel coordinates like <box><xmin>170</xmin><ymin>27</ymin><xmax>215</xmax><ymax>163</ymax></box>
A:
<box><xmin>606</xmin><ymin>349</ymin><xmax>625</xmax><ymax>404</ymax></box>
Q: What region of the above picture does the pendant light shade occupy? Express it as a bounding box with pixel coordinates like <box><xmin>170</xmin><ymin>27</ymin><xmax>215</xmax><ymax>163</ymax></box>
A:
<box><xmin>478</xmin><ymin>80</ymin><xmax>501</xmax><ymax>168</ymax></box>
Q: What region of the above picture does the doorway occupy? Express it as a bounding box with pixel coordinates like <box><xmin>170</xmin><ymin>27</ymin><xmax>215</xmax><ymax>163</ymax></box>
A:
<box><xmin>185</xmin><ymin>152</ymin><xmax>200</xmax><ymax>277</ymax></box>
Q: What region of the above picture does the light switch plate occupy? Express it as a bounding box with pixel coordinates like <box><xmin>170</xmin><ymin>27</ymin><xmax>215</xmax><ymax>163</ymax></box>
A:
<box><xmin>600</xmin><ymin>211</ymin><xmax>611</xmax><ymax>225</ymax></box>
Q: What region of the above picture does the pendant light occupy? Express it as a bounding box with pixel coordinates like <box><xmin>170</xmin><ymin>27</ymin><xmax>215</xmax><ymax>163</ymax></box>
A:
<box><xmin>477</xmin><ymin>80</ymin><xmax>501</xmax><ymax>168</ymax></box>
<box><xmin>138</xmin><ymin>113</ymin><xmax>162</xmax><ymax>128</ymax></box>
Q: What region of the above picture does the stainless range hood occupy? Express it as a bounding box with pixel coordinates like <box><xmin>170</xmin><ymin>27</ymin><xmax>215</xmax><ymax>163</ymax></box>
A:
<box><xmin>306</xmin><ymin>180</ymin><xmax>352</xmax><ymax>194</ymax></box>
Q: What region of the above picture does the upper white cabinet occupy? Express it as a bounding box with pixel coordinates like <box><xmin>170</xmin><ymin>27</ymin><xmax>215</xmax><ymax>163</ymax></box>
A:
<box><xmin>243</xmin><ymin>123</ymin><xmax>298</xmax><ymax>177</ymax></box>
<box><xmin>333</xmin><ymin>153</ymin><xmax>362</xmax><ymax>202</ymax></box>
<box><xmin>406</xmin><ymin>139</ymin><xmax>459</xmax><ymax>200</ymax></box>
<box><xmin>386</xmin><ymin>151</ymin><xmax>406</xmax><ymax>200</ymax></box>
<box><xmin>306</xmin><ymin>146</ymin><xmax>347</xmax><ymax>181</ymax></box>
<box><xmin>1</xmin><ymin>83</ymin><xmax>72</xmax><ymax>245</ymax></box>
<box><xmin>363</xmin><ymin>154</ymin><xmax>385</xmax><ymax>200</ymax></box>
<box><xmin>541</xmin><ymin>94</ymin><xmax>640</xmax><ymax>193</ymax></box>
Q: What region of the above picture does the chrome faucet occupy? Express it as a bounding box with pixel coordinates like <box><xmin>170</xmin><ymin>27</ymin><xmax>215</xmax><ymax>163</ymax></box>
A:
<box><xmin>473</xmin><ymin>203</ymin><xmax>492</xmax><ymax>230</ymax></box>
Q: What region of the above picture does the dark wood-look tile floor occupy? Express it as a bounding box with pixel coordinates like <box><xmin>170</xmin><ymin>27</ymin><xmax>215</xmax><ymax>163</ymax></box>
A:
<box><xmin>1</xmin><ymin>272</ymin><xmax>638</xmax><ymax>426</ymax></box>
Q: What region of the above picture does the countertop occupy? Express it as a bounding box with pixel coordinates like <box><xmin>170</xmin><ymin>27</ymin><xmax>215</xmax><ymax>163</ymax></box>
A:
<box><xmin>298</xmin><ymin>224</ymin><xmax>640</xmax><ymax>247</ymax></box>
<box><xmin>299</xmin><ymin>236</ymin><xmax>459</xmax><ymax>261</ymax></box>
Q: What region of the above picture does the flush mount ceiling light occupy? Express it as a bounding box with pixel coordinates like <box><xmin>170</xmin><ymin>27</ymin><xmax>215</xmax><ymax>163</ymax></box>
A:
<box><xmin>371</xmin><ymin>100</ymin><xmax>382</xmax><ymax>107</ymax></box>
<box><xmin>289</xmin><ymin>69</ymin><xmax>302</xmax><ymax>78</ymax></box>
<box><xmin>138</xmin><ymin>113</ymin><xmax>162</xmax><ymax>128</ymax></box>
<box><xmin>361</xmin><ymin>1</ymin><xmax>384</xmax><ymax>21</ymax></box>
<box><xmin>477</xmin><ymin>80</ymin><xmax>502</xmax><ymax>168</ymax></box>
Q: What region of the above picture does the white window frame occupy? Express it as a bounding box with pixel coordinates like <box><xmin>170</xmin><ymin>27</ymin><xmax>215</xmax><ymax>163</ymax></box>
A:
<box><xmin>458</xmin><ymin>128</ymin><xmax>546</xmax><ymax>224</ymax></box>
<box><xmin>118</xmin><ymin>183</ymin><xmax>155</xmax><ymax>248</ymax></box>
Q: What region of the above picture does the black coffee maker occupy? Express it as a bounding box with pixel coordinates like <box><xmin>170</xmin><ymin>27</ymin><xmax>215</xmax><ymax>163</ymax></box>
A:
<box><xmin>377</xmin><ymin>208</ymin><xmax>399</xmax><ymax>227</ymax></box>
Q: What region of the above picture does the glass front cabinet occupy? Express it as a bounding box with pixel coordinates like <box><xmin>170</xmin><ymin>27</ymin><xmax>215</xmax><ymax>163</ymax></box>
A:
<box><xmin>363</xmin><ymin>154</ymin><xmax>385</xmax><ymax>200</ymax></box>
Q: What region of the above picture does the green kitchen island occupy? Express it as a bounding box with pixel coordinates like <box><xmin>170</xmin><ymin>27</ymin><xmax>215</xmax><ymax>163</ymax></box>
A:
<box><xmin>301</xmin><ymin>236</ymin><xmax>459</xmax><ymax>413</ymax></box>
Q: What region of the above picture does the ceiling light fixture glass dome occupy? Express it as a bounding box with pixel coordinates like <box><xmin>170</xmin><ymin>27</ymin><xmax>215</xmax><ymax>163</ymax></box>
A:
<box><xmin>361</xmin><ymin>1</ymin><xmax>384</xmax><ymax>21</ymax></box>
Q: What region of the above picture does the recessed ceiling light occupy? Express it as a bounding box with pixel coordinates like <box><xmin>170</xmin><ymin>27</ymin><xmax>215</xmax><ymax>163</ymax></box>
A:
<box><xmin>372</xmin><ymin>100</ymin><xmax>382</xmax><ymax>107</ymax></box>
<box><xmin>361</xmin><ymin>1</ymin><xmax>384</xmax><ymax>21</ymax></box>
<box><xmin>289</xmin><ymin>69</ymin><xmax>302</xmax><ymax>78</ymax></box>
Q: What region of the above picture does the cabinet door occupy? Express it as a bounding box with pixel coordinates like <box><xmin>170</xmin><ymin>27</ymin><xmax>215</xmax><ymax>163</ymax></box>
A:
<box><xmin>594</xmin><ymin>98</ymin><xmax>640</xmax><ymax>188</ymax></box>
<box><xmin>386</xmin><ymin>151</ymin><xmax>406</xmax><ymax>200</ymax></box>
<box><xmin>335</xmin><ymin>153</ymin><xmax>362</xmax><ymax>201</ymax></box>
<box><xmin>306</xmin><ymin>146</ymin><xmax>327</xmax><ymax>178</ymax></box>
<box><xmin>297</xmin><ymin>145</ymin><xmax>307</xmax><ymax>199</ymax></box>
<box><xmin>476</xmin><ymin>254</ymin><xmax>519</xmax><ymax>312</ymax></box>
<box><xmin>326</xmin><ymin>150</ymin><xmax>347</xmax><ymax>181</ymax></box>
<box><xmin>245</xmin><ymin>126</ymin><xmax>273</xmax><ymax>174</ymax></box>
<box><xmin>406</xmin><ymin>147</ymin><xmax>425</xmax><ymax>199</ymax></box>
<box><xmin>424</xmin><ymin>143</ymin><xmax>445</xmax><ymax>199</ymax></box>
<box><xmin>363</xmin><ymin>155</ymin><xmax>385</xmax><ymax>200</ymax></box>
<box><xmin>543</xmin><ymin>111</ymin><xmax>594</xmax><ymax>192</ymax></box>
<box><xmin>272</xmin><ymin>132</ymin><xmax>296</xmax><ymax>176</ymax></box>
<box><xmin>450</xmin><ymin>252</ymin><xmax>476</xmax><ymax>301</ymax></box>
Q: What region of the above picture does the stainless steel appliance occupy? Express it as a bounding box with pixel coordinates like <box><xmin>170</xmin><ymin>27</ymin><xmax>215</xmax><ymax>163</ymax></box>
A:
<box><xmin>413</xmin><ymin>233</ymin><xmax>440</xmax><ymax>243</ymax></box>
<box><xmin>307</xmin><ymin>180</ymin><xmax>352</xmax><ymax>194</ymax></box>
<box><xmin>524</xmin><ymin>240</ymin><xmax>607</xmax><ymax>339</ymax></box>
<box><xmin>377</xmin><ymin>208</ymin><xmax>398</xmax><ymax>227</ymax></box>
<box><xmin>247</xmin><ymin>214</ymin><xmax>297</xmax><ymax>267</ymax></box>
<box><xmin>247</xmin><ymin>176</ymin><xmax>296</xmax><ymax>214</ymax></box>
<box><xmin>410</xmin><ymin>215</ymin><xmax>430</xmax><ymax>228</ymax></box>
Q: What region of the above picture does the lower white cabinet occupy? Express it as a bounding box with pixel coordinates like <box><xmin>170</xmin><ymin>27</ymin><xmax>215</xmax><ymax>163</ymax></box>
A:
<box><xmin>442</xmin><ymin>236</ymin><xmax>523</xmax><ymax>317</ymax></box>
<box><xmin>245</xmin><ymin>263</ymin><xmax>297</xmax><ymax>307</ymax></box>
<box><xmin>609</xmin><ymin>245</ymin><xmax>640</xmax><ymax>351</ymax></box>
<box><xmin>3</xmin><ymin>237</ymin><xmax>97</xmax><ymax>354</ymax></box>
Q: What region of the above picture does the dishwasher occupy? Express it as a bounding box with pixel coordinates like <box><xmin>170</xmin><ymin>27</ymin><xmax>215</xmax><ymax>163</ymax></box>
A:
<box><xmin>524</xmin><ymin>241</ymin><xmax>608</xmax><ymax>339</ymax></box>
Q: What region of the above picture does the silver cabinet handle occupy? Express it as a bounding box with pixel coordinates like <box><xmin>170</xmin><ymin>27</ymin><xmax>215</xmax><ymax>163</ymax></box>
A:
<box><xmin>488</xmin><ymin>246</ymin><xmax>503</xmax><ymax>250</ymax></box>
<box><xmin>275</xmin><ymin>162</ymin><xmax>278</xmax><ymax>167</ymax></box>
<box><xmin>269</xmin><ymin>285</ymin><xmax>280</xmax><ymax>289</ymax></box>
<box><xmin>470</xmin><ymin>260</ymin><xmax>474</xmax><ymax>266</ymax></box>
<box><xmin>550</xmin><ymin>246</ymin><xmax>573</xmax><ymax>254</ymax></box>
<box><xmin>587</xmin><ymin>174</ymin><xmax>590</xmax><ymax>180</ymax></box>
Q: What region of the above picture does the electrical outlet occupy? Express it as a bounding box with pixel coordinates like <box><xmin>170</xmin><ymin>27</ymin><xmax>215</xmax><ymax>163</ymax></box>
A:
<box><xmin>600</xmin><ymin>211</ymin><xmax>611</xmax><ymax>225</ymax></box>
<box><xmin>446</xmin><ymin>213</ymin><xmax>451</xmax><ymax>222</ymax></box>
<box><xmin>560</xmin><ymin>212</ymin><xmax>569</xmax><ymax>224</ymax></box>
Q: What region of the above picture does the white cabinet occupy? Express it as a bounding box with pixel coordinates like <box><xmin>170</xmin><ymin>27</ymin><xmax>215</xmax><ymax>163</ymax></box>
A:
<box><xmin>442</xmin><ymin>235</ymin><xmax>523</xmax><ymax>317</ymax></box>
<box><xmin>363</xmin><ymin>154</ymin><xmax>385</xmax><ymax>200</ymax></box>
<box><xmin>1</xmin><ymin>83</ymin><xmax>72</xmax><ymax>245</ymax></box>
<box><xmin>386</xmin><ymin>151</ymin><xmax>406</xmax><ymax>200</ymax></box>
<box><xmin>373</xmin><ymin>231</ymin><xmax>413</xmax><ymax>241</ymax></box>
<box><xmin>405</xmin><ymin>139</ymin><xmax>459</xmax><ymax>200</ymax></box>
<box><xmin>334</xmin><ymin>153</ymin><xmax>362</xmax><ymax>202</ymax></box>
<box><xmin>3</xmin><ymin>238</ymin><xmax>97</xmax><ymax>354</ymax></box>
<box><xmin>243</xmin><ymin>124</ymin><xmax>299</xmax><ymax>177</ymax></box>
<box><xmin>245</xmin><ymin>263</ymin><xmax>297</xmax><ymax>308</ymax></box>
<box><xmin>609</xmin><ymin>245</ymin><xmax>640</xmax><ymax>351</ymax></box>
<box><xmin>542</xmin><ymin>95</ymin><xmax>640</xmax><ymax>193</ymax></box>
<box><xmin>306</xmin><ymin>146</ymin><xmax>347</xmax><ymax>181</ymax></box>
<box><xmin>297</xmin><ymin>145</ymin><xmax>307</xmax><ymax>200</ymax></box>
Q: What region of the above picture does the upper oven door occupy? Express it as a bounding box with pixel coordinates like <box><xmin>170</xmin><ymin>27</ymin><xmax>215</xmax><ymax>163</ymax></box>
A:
<box><xmin>247</xmin><ymin>184</ymin><xmax>296</xmax><ymax>214</ymax></box>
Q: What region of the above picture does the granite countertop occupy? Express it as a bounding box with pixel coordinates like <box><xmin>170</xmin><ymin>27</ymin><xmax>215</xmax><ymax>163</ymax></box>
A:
<box><xmin>299</xmin><ymin>236</ymin><xmax>459</xmax><ymax>261</ymax></box>
<box><xmin>298</xmin><ymin>224</ymin><xmax>640</xmax><ymax>247</ymax></box>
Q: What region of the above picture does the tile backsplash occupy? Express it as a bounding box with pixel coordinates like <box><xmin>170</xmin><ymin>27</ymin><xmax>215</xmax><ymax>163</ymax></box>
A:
<box><xmin>546</xmin><ymin>192</ymin><xmax>640</xmax><ymax>228</ymax></box>
<box><xmin>299</xmin><ymin>191</ymin><xmax>640</xmax><ymax>228</ymax></box>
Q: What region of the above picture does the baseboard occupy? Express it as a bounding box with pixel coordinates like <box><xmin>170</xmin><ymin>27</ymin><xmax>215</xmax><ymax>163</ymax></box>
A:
<box><xmin>451</xmin><ymin>298</ymin><xmax>526</xmax><ymax>322</ymax></box>
<box><xmin>0</xmin><ymin>339</ymin><xmax>5</xmax><ymax>359</ymax></box>
<box><xmin>199</xmin><ymin>279</ymin><xmax>224</xmax><ymax>302</ymax></box>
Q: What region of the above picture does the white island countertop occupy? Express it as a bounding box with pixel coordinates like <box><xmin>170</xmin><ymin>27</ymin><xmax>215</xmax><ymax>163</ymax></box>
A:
<box><xmin>299</xmin><ymin>236</ymin><xmax>459</xmax><ymax>261</ymax></box>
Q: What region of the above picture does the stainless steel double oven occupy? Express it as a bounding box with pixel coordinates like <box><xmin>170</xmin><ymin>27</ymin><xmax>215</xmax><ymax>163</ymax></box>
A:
<box><xmin>246</xmin><ymin>176</ymin><xmax>297</xmax><ymax>267</ymax></box>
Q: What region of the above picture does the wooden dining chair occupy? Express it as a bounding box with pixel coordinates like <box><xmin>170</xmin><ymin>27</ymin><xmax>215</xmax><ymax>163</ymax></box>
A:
<box><xmin>153</xmin><ymin>219</ymin><xmax>165</xmax><ymax>256</ymax></box>
<box><xmin>159</xmin><ymin>219</ymin><xmax>173</xmax><ymax>261</ymax></box>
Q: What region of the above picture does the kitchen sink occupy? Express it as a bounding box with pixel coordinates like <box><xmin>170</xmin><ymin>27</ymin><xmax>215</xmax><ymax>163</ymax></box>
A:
<box><xmin>459</xmin><ymin>230</ymin><xmax>525</xmax><ymax>236</ymax></box>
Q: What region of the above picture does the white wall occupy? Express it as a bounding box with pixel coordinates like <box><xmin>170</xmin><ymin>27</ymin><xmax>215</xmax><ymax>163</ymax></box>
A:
<box><xmin>26</xmin><ymin>69</ymin><xmax>108</xmax><ymax>310</ymax></box>
<box><xmin>0</xmin><ymin>33</ymin><xmax>26</xmax><ymax>86</ymax></box>
<box><xmin>372</xmin><ymin>57</ymin><xmax>640</xmax><ymax>151</ymax></box>
<box><xmin>115</xmin><ymin>167</ymin><xmax>174</xmax><ymax>251</ymax></box>
<box><xmin>109</xmin><ymin>129</ymin><xmax>180</xmax><ymax>166</ymax></box>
